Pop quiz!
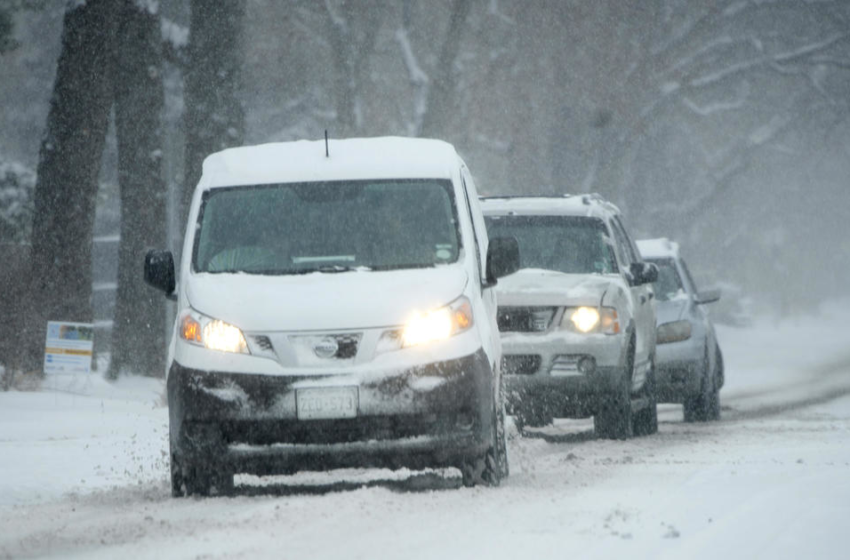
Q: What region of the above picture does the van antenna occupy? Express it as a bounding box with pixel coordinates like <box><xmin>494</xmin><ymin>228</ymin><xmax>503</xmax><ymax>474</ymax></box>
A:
<box><xmin>324</xmin><ymin>130</ymin><xmax>329</xmax><ymax>158</ymax></box>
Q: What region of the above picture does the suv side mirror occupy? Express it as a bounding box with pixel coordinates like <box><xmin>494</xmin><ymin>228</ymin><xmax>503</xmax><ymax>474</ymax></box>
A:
<box><xmin>144</xmin><ymin>250</ymin><xmax>176</xmax><ymax>299</ymax></box>
<box><xmin>485</xmin><ymin>236</ymin><xmax>520</xmax><ymax>287</ymax></box>
<box><xmin>629</xmin><ymin>262</ymin><xmax>658</xmax><ymax>286</ymax></box>
<box><xmin>695</xmin><ymin>288</ymin><xmax>721</xmax><ymax>305</ymax></box>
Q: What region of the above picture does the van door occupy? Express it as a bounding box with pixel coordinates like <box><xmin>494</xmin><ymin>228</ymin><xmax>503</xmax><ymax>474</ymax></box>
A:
<box><xmin>459</xmin><ymin>166</ymin><xmax>500</xmax><ymax>371</ymax></box>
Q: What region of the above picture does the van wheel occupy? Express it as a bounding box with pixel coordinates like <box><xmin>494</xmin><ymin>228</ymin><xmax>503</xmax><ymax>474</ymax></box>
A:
<box><xmin>632</xmin><ymin>359</ymin><xmax>658</xmax><ymax>436</ymax></box>
<box><xmin>170</xmin><ymin>424</ymin><xmax>234</xmax><ymax>497</ymax></box>
<box><xmin>461</xmin><ymin>400</ymin><xmax>506</xmax><ymax>487</ymax></box>
<box><xmin>172</xmin><ymin>454</ymin><xmax>234</xmax><ymax>497</ymax></box>
<box><xmin>594</xmin><ymin>342</ymin><xmax>635</xmax><ymax>440</ymax></box>
<box><xmin>684</xmin><ymin>348</ymin><xmax>720</xmax><ymax>422</ymax></box>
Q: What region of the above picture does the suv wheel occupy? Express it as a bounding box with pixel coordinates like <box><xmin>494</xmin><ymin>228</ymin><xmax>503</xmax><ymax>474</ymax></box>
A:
<box><xmin>684</xmin><ymin>348</ymin><xmax>721</xmax><ymax>422</ymax></box>
<box><xmin>594</xmin><ymin>341</ymin><xmax>635</xmax><ymax>440</ymax></box>
<box><xmin>632</xmin><ymin>359</ymin><xmax>658</xmax><ymax>436</ymax></box>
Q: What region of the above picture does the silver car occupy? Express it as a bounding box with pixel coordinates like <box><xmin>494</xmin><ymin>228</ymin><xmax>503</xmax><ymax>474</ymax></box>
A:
<box><xmin>636</xmin><ymin>238</ymin><xmax>723</xmax><ymax>422</ymax></box>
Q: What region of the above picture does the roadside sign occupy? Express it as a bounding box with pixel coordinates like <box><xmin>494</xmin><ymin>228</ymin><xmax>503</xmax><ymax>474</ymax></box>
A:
<box><xmin>44</xmin><ymin>321</ymin><xmax>94</xmax><ymax>375</ymax></box>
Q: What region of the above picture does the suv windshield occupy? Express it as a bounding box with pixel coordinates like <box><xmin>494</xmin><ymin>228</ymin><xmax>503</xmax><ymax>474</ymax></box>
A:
<box><xmin>194</xmin><ymin>180</ymin><xmax>460</xmax><ymax>274</ymax></box>
<box><xmin>645</xmin><ymin>258</ymin><xmax>685</xmax><ymax>301</ymax></box>
<box><xmin>484</xmin><ymin>215</ymin><xmax>617</xmax><ymax>274</ymax></box>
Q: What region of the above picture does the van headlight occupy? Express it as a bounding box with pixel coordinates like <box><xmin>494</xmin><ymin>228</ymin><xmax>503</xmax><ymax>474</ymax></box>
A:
<box><xmin>657</xmin><ymin>320</ymin><xmax>691</xmax><ymax>344</ymax></box>
<box><xmin>561</xmin><ymin>306</ymin><xmax>620</xmax><ymax>334</ymax></box>
<box><xmin>376</xmin><ymin>297</ymin><xmax>474</xmax><ymax>353</ymax></box>
<box><xmin>180</xmin><ymin>311</ymin><xmax>249</xmax><ymax>354</ymax></box>
<box><xmin>401</xmin><ymin>296</ymin><xmax>473</xmax><ymax>347</ymax></box>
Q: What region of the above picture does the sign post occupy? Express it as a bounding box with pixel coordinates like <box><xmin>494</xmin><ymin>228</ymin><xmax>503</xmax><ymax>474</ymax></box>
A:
<box><xmin>43</xmin><ymin>321</ymin><xmax>94</xmax><ymax>375</ymax></box>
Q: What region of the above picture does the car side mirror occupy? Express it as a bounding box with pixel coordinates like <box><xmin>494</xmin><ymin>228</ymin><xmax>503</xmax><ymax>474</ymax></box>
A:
<box><xmin>485</xmin><ymin>236</ymin><xmax>520</xmax><ymax>287</ymax></box>
<box><xmin>629</xmin><ymin>262</ymin><xmax>658</xmax><ymax>286</ymax></box>
<box><xmin>144</xmin><ymin>250</ymin><xmax>176</xmax><ymax>300</ymax></box>
<box><xmin>695</xmin><ymin>288</ymin><xmax>721</xmax><ymax>305</ymax></box>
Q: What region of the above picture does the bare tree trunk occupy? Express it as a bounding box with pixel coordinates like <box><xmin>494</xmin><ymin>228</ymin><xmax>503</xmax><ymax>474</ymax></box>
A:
<box><xmin>25</xmin><ymin>0</ymin><xmax>119</xmax><ymax>372</ymax></box>
<box><xmin>182</xmin><ymin>0</ymin><xmax>246</xmax><ymax>223</ymax></box>
<box><xmin>418</xmin><ymin>0</ymin><xmax>473</xmax><ymax>139</ymax></box>
<box><xmin>108</xmin><ymin>1</ymin><xmax>168</xmax><ymax>379</ymax></box>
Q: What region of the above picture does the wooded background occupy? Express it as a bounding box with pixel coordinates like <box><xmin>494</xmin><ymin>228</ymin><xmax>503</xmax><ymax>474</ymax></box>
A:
<box><xmin>1</xmin><ymin>0</ymin><xmax>849</xmax><ymax>378</ymax></box>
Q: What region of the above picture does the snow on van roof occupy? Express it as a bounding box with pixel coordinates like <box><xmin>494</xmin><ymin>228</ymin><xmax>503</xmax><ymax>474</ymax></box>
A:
<box><xmin>636</xmin><ymin>237</ymin><xmax>680</xmax><ymax>259</ymax></box>
<box><xmin>480</xmin><ymin>194</ymin><xmax>620</xmax><ymax>220</ymax></box>
<box><xmin>200</xmin><ymin>137</ymin><xmax>459</xmax><ymax>188</ymax></box>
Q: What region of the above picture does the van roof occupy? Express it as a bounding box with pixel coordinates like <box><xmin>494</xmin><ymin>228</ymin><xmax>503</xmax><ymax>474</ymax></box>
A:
<box><xmin>480</xmin><ymin>194</ymin><xmax>620</xmax><ymax>221</ymax></box>
<box><xmin>200</xmin><ymin>137</ymin><xmax>460</xmax><ymax>189</ymax></box>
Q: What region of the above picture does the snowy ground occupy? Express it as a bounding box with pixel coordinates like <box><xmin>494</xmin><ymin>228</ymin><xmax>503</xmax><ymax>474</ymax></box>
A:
<box><xmin>2</xmin><ymin>305</ymin><xmax>850</xmax><ymax>559</ymax></box>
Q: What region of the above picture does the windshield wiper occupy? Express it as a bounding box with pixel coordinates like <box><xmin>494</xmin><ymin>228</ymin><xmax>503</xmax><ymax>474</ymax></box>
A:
<box><xmin>369</xmin><ymin>263</ymin><xmax>435</xmax><ymax>271</ymax></box>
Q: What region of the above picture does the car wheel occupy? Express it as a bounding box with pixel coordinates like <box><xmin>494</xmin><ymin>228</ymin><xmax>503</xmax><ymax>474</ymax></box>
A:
<box><xmin>715</xmin><ymin>346</ymin><xmax>725</xmax><ymax>389</ymax></box>
<box><xmin>632</xmin><ymin>358</ymin><xmax>658</xmax><ymax>436</ymax></box>
<box><xmin>594</xmin><ymin>340</ymin><xmax>635</xmax><ymax>440</ymax></box>
<box><xmin>683</xmin><ymin>347</ymin><xmax>720</xmax><ymax>422</ymax></box>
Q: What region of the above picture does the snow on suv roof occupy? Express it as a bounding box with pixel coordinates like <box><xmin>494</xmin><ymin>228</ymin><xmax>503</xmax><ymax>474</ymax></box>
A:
<box><xmin>200</xmin><ymin>136</ymin><xmax>459</xmax><ymax>189</ymax></box>
<box><xmin>636</xmin><ymin>237</ymin><xmax>680</xmax><ymax>259</ymax></box>
<box><xmin>480</xmin><ymin>194</ymin><xmax>621</xmax><ymax>221</ymax></box>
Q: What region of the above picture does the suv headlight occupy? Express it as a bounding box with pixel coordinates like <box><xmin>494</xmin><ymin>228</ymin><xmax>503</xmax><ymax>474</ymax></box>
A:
<box><xmin>657</xmin><ymin>320</ymin><xmax>691</xmax><ymax>344</ymax></box>
<box><xmin>560</xmin><ymin>306</ymin><xmax>620</xmax><ymax>334</ymax></box>
<box><xmin>180</xmin><ymin>311</ymin><xmax>249</xmax><ymax>354</ymax></box>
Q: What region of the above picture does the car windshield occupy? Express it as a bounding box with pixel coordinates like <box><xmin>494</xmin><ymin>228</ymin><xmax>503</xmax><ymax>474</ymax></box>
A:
<box><xmin>646</xmin><ymin>258</ymin><xmax>686</xmax><ymax>301</ymax></box>
<box><xmin>194</xmin><ymin>180</ymin><xmax>460</xmax><ymax>274</ymax></box>
<box><xmin>484</xmin><ymin>215</ymin><xmax>617</xmax><ymax>274</ymax></box>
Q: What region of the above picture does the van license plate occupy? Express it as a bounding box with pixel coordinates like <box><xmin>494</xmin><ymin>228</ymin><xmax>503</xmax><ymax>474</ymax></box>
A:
<box><xmin>296</xmin><ymin>387</ymin><xmax>359</xmax><ymax>420</ymax></box>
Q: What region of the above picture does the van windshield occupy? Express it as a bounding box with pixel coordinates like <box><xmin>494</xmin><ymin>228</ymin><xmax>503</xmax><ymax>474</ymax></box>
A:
<box><xmin>484</xmin><ymin>215</ymin><xmax>617</xmax><ymax>274</ymax></box>
<box><xmin>194</xmin><ymin>180</ymin><xmax>461</xmax><ymax>274</ymax></box>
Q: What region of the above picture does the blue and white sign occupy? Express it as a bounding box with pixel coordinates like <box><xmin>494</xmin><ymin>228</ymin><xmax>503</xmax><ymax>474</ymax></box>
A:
<box><xmin>44</xmin><ymin>321</ymin><xmax>94</xmax><ymax>375</ymax></box>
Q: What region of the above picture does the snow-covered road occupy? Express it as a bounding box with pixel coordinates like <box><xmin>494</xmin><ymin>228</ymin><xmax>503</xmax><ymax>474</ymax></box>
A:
<box><xmin>2</xmin><ymin>307</ymin><xmax>849</xmax><ymax>560</ymax></box>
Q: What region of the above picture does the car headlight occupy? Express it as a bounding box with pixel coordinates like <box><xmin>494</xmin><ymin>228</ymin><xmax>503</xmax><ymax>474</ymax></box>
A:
<box><xmin>180</xmin><ymin>311</ymin><xmax>249</xmax><ymax>354</ymax></box>
<box><xmin>657</xmin><ymin>320</ymin><xmax>692</xmax><ymax>344</ymax></box>
<box><xmin>561</xmin><ymin>306</ymin><xmax>619</xmax><ymax>334</ymax></box>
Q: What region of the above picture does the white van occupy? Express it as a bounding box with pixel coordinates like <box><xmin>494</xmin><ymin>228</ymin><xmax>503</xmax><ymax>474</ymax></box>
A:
<box><xmin>144</xmin><ymin>137</ymin><xmax>519</xmax><ymax>496</ymax></box>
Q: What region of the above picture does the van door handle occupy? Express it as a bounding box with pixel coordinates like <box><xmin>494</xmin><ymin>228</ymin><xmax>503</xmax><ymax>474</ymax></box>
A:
<box><xmin>640</xmin><ymin>295</ymin><xmax>647</xmax><ymax>304</ymax></box>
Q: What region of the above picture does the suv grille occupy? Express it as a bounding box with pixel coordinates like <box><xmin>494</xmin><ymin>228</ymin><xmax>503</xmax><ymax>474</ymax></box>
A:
<box><xmin>502</xmin><ymin>354</ymin><xmax>541</xmax><ymax>375</ymax></box>
<box><xmin>497</xmin><ymin>307</ymin><xmax>557</xmax><ymax>333</ymax></box>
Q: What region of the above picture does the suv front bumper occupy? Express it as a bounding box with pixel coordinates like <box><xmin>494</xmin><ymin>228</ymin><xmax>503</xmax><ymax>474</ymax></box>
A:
<box><xmin>500</xmin><ymin>331</ymin><xmax>629</xmax><ymax>418</ymax></box>
<box><xmin>167</xmin><ymin>348</ymin><xmax>496</xmax><ymax>475</ymax></box>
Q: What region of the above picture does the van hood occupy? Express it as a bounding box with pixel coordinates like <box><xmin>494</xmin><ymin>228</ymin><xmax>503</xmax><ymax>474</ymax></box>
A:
<box><xmin>495</xmin><ymin>268</ymin><xmax>615</xmax><ymax>307</ymax></box>
<box><xmin>186</xmin><ymin>266</ymin><xmax>468</xmax><ymax>332</ymax></box>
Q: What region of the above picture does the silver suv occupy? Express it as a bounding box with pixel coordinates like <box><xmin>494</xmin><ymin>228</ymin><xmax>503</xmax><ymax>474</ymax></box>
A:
<box><xmin>481</xmin><ymin>195</ymin><xmax>659</xmax><ymax>439</ymax></box>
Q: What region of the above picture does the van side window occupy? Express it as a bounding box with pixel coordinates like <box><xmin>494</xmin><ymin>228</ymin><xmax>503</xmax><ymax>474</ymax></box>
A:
<box><xmin>459</xmin><ymin>169</ymin><xmax>484</xmax><ymax>284</ymax></box>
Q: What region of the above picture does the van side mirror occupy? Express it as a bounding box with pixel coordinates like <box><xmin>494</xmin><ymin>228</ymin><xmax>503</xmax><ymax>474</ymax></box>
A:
<box><xmin>485</xmin><ymin>236</ymin><xmax>520</xmax><ymax>287</ymax></box>
<box><xmin>144</xmin><ymin>250</ymin><xmax>176</xmax><ymax>299</ymax></box>
<box><xmin>695</xmin><ymin>288</ymin><xmax>721</xmax><ymax>305</ymax></box>
<box><xmin>629</xmin><ymin>262</ymin><xmax>658</xmax><ymax>286</ymax></box>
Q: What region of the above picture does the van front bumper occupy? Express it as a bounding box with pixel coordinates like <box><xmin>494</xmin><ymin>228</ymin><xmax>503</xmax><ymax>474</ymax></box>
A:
<box><xmin>167</xmin><ymin>349</ymin><xmax>495</xmax><ymax>475</ymax></box>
